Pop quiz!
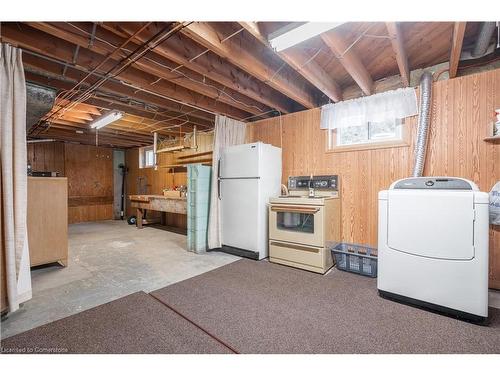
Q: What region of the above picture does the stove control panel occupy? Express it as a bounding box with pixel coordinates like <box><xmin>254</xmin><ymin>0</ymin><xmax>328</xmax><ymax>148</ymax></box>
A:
<box><xmin>288</xmin><ymin>175</ymin><xmax>339</xmax><ymax>191</ymax></box>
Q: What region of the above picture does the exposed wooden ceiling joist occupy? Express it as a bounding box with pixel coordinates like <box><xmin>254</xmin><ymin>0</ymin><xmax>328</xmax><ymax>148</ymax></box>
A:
<box><xmin>182</xmin><ymin>22</ymin><xmax>319</xmax><ymax>109</ymax></box>
<box><xmin>83</xmin><ymin>95</ymin><xmax>210</xmax><ymax>129</ymax></box>
<box><xmin>100</xmin><ymin>22</ymin><xmax>295</xmax><ymax>114</ymax></box>
<box><xmin>53</xmin><ymin>101</ymin><xmax>102</xmax><ymax>116</ymax></box>
<box><xmin>2</xmin><ymin>24</ymin><xmax>213</xmax><ymax>127</ymax></box>
<box><xmin>449</xmin><ymin>22</ymin><xmax>467</xmax><ymax>78</ymax></box>
<box><xmin>3</xmin><ymin>21</ymin><xmax>487</xmax><ymax>147</ymax></box>
<box><xmin>25</xmin><ymin>66</ymin><xmax>211</xmax><ymax>132</ymax></box>
<box><xmin>32</xmin><ymin>127</ymin><xmax>150</xmax><ymax>148</ymax></box>
<box><xmin>26</xmin><ymin>22</ymin><xmax>273</xmax><ymax>117</ymax></box>
<box><xmin>26</xmin><ymin>71</ymin><xmax>207</xmax><ymax>142</ymax></box>
<box><xmin>238</xmin><ymin>22</ymin><xmax>268</xmax><ymax>45</ymax></box>
<box><xmin>321</xmin><ymin>30</ymin><xmax>374</xmax><ymax>96</ymax></box>
<box><xmin>48</xmin><ymin>116</ymin><xmax>186</xmax><ymax>139</ymax></box>
<box><xmin>385</xmin><ymin>22</ymin><xmax>410</xmax><ymax>87</ymax></box>
<box><xmin>46</xmin><ymin>122</ymin><xmax>154</xmax><ymax>143</ymax></box>
<box><xmin>239</xmin><ymin>22</ymin><xmax>342</xmax><ymax>103</ymax></box>
<box><xmin>2</xmin><ymin>23</ymin><xmax>248</xmax><ymax>121</ymax></box>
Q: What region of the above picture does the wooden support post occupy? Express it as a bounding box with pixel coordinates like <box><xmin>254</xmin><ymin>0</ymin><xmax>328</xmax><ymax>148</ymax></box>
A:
<box><xmin>321</xmin><ymin>30</ymin><xmax>374</xmax><ymax>96</ymax></box>
<box><xmin>449</xmin><ymin>22</ymin><xmax>467</xmax><ymax>78</ymax></box>
<box><xmin>385</xmin><ymin>22</ymin><xmax>410</xmax><ymax>87</ymax></box>
<box><xmin>136</xmin><ymin>208</ymin><xmax>143</xmax><ymax>229</ymax></box>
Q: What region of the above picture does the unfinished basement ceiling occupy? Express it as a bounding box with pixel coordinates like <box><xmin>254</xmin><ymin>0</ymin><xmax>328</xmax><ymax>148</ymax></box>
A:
<box><xmin>0</xmin><ymin>21</ymin><xmax>495</xmax><ymax>147</ymax></box>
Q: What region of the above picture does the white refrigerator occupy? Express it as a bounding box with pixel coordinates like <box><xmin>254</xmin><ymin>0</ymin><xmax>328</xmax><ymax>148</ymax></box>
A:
<box><xmin>219</xmin><ymin>142</ymin><xmax>282</xmax><ymax>260</ymax></box>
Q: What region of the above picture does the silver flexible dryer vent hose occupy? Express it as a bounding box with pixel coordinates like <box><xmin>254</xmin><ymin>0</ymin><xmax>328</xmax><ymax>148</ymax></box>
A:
<box><xmin>472</xmin><ymin>22</ymin><xmax>497</xmax><ymax>58</ymax></box>
<box><xmin>412</xmin><ymin>71</ymin><xmax>433</xmax><ymax>177</ymax></box>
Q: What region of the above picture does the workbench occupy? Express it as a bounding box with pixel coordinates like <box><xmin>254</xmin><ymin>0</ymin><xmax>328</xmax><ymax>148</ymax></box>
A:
<box><xmin>129</xmin><ymin>195</ymin><xmax>187</xmax><ymax>229</ymax></box>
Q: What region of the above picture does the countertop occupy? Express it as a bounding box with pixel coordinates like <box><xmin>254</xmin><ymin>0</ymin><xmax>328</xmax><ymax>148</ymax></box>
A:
<box><xmin>129</xmin><ymin>194</ymin><xmax>187</xmax><ymax>202</ymax></box>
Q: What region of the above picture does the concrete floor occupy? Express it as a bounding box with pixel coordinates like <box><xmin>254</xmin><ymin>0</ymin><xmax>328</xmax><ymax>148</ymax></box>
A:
<box><xmin>0</xmin><ymin>220</ymin><xmax>239</xmax><ymax>339</ymax></box>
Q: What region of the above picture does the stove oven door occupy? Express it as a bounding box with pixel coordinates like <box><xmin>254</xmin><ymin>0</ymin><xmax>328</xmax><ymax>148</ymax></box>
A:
<box><xmin>269</xmin><ymin>204</ymin><xmax>324</xmax><ymax>247</ymax></box>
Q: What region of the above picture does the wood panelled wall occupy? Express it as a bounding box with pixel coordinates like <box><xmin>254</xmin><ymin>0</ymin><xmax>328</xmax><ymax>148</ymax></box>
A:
<box><xmin>125</xmin><ymin>133</ymin><xmax>214</xmax><ymax>229</ymax></box>
<box><xmin>65</xmin><ymin>144</ymin><xmax>113</xmax><ymax>223</ymax></box>
<box><xmin>248</xmin><ymin>69</ymin><xmax>500</xmax><ymax>289</ymax></box>
<box><xmin>27</xmin><ymin>142</ymin><xmax>114</xmax><ymax>224</ymax></box>
<box><xmin>27</xmin><ymin>141</ymin><xmax>65</xmax><ymax>176</ymax></box>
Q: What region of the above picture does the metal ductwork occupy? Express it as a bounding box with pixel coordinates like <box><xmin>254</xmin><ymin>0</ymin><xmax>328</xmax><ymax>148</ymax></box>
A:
<box><xmin>412</xmin><ymin>71</ymin><xmax>433</xmax><ymax>177</ymax></box>
<box><xmin>472</xmin><ymin>22</ymin><xmax>497</xmax><ymax>58</ymax></box>
<box><xmin>26</xmin><ymin>82</ymin><xmax>57</xmax><ymax>131</ymax></box>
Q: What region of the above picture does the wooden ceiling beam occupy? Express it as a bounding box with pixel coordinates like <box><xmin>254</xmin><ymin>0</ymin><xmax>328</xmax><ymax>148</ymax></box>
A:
<box><xmin>33</xmin><ymin>125</ymin><xmax>151</xmax><ymax>145</ymax></box>
<box><xmin>25</xmin><ymin>67</ymin><xmax>211</xmax><ymax>133</ymax></box>
<box><xmin>54</xmin><ymin>101</ymin><xmax>102</xmax><ymax>116</ymax></box>
<box><xmin>52</xmin><ymin>105</ymin><xmax>99</xmax><ymax>116</ymax></box>
<box><xmin>385</xmin><ymin>22</ymin><xmax>410</xmax><ymax>87</ymax></box>
<box><xmin>3</xmin><ymin>26</ymin><xmax>215</xmax><ymax>125</ymax></box>
<box><xmin>37</xmin><ymin>121</ymin><xmax>159</xmax><ymax>142</ymax></box>
<box><xmin>3</xmin><ymin>23</ymin><xmax>249</xmax><ymax>120</ymax></box>
<box><xmin>182</xmin><ymin>22</ymin><xmax>319</xmax><ymax>108</ymax></box>
<box><xmin>321</xmin><ymin>30</ymin><xmax>374</xmax><ymax>96</ymax></box>
<box><xmin>15</xmin><ymin>59</ymin><xmax>208</xmax><ymax>127</ymax></box>
<box><xmin>56</xmin><ymin>114</ymin><xmax>89</xmax><ymax>124</ymax></box>
<box><xmin>25</xmin><ymin>69</ymin><xmax>205</xmax><ymax>137</ymax></box>
<box><xmin>110</xmin><ymin>118</ymin><xmax>183</xmax><ymax>135</ymax></box>
<box><xmin>31</xmin><ymin>130</ymin><xmax>147</xmax><ymax>148</ymax></box>
<box><xmin>26</xmin><ymin>22</ymin><xmax>270</xmax><ymax>117</ymax></box>
<box><xmin>85</xmin><ymin>96</ymin><xmax>213</xmax><ymax>129</ymax></box>
<box><xmin>46</xmin><ymin>124</ymin><xmax>155</xmax><ymax>144</ymax></box>
<box><xmin>239</xmin><ymin>22</ymin><xmax>342</xmax><ymax>103</ymax></box>
<box><xmin>449</xmin><ymin>22</ymin><xmax>467</xmax><ymax>78</ymax></box>
<box><xmin>118</xmin><ymin>115</ymin><xmax>194</xmax><ymax>131</ymax></box>
<box><xmin>57</xmin><ymin>111</ymin><xmax>95</xmax><ymax>122</ymax></box>
<box><xmin>49</xmin><ymin>117</ymin><xmax>184</xmax><ymax>139</ymax></box>
<box><xmin>102</xmin><ymin>22</ymin><xmax>295</xmax><ymax>113</ymax></box>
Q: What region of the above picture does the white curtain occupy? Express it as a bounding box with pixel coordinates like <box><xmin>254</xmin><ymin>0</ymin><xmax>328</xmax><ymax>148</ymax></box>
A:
<box><xmin>207</xmin><ymin>115</ymin><xmax>247</xmax><ymax>249</ymax></box>
<box><xmin>1</xmin><ymin>43</ymin><xmax>32</xmax><ymax>313</ymax></box>
<box><xmin>320</xmin><ymin>87</ymin><xmax>418</xmax><ymax>129</ymax></box>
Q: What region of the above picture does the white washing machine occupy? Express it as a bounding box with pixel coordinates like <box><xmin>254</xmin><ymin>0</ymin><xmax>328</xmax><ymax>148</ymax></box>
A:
<box><xmin>378</xmin><ymin>177</ymin><xmax>489</xmax><ymax>323</ymax></box>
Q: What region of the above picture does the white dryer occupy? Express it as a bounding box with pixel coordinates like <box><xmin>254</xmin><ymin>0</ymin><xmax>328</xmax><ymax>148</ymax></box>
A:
<box><xmin>378</xmin><ymin>177</ymin><xmax>489</xmax><ymax>323</ymax></box>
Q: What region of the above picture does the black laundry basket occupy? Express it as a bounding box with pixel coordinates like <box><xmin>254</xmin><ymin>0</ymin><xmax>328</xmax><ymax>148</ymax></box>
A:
<box><xmin>330</xmin><ymin>242</ymin><xmax>378</xmax><ymax>277</ymax></box>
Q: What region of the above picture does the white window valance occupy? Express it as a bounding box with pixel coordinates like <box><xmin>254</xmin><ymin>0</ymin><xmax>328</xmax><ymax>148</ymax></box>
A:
<box><xmin>320</xmin><ymin>87</ymin><xmax>418</xmax><ymax>129</ymax></box>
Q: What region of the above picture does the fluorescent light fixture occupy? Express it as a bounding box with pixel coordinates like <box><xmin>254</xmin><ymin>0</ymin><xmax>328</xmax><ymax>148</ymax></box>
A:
<box><xmin>268</xmin><ymin>22</ymin><xmax>344</xmax><ymax>52</ymax></box>
<box><xmin>89</xmin><ymin>110</ymin><xmax>123</xmax><ymax>129</ymax></box>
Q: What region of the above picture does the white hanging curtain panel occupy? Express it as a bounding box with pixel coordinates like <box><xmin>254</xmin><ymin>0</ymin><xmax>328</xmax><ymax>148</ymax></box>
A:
<box><xmin>1</xmin><ymin>43</ymin><xmax>32</xmax><ymax>313</ymax></box>
<box><xmin>320</xmin><ymin>87</ymin><xmax>418</xmax><ymax>129</ymax></box>
<box><xmin>207</xmin><ymin>115</ymin><xmax>247</xmax><ymax>250</ymax></box>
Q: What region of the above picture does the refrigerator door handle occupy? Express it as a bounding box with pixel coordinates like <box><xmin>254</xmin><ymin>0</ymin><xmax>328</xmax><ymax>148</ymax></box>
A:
<box><xmin>217</xmin><ymin>157</ymin><xmax>221</xmax><ymax>199</ymax></box>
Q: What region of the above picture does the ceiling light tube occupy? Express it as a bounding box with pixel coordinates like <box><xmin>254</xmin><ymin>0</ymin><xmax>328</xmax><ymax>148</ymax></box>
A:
<box><xmin>269</xmin><ymin>22</ymin><xmax>344</xmax><ymax>52</ymax></box>
<box><xmin>89</xmin><ymin>110</ymin><xmax>124</xmax><ymax>129</ymax></box>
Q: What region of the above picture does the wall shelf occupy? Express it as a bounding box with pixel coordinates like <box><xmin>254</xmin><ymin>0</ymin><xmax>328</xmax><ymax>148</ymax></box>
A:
<box><xmin>177</xmin><ymin>150</ymin><xmax>213</xmax><ymax>160</ymax></box>
<box><xmin>158</xmin><ymin>158</ymin><xmax>212</xmax><ymax>170</ymax></box>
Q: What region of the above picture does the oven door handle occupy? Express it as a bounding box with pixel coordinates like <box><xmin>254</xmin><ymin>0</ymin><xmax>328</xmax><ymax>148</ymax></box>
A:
<box><xmin>270</xmin><ymin>241</ymin><xmax>320</xmax><ymax>253</ymax></box>
<box><xmin>270</xmin><ymin>205</ymin><xmax>320</xmax><ymax>214</ymax></box>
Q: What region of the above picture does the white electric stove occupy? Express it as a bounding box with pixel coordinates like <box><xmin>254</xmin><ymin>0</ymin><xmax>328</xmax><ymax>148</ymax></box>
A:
<box><xmin>268</xmin><ymin>175</ymin><xmax>341</xmax><ymax>274</ymax></box>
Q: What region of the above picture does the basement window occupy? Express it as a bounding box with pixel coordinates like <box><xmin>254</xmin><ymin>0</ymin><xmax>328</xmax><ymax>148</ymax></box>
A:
<box><xmin>139</xmin><ymin>146</ymin><xmax>155</xmax><ymax>168</ymax></box>
<box><xmin>328</xmin><ymin>118</ymin><xmax>406</xmax><ymax>151</ymax></box>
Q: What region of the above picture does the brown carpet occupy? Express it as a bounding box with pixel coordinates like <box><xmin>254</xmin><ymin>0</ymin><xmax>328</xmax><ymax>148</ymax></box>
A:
<box><xmin>151</xmin><ymin>259</ymin><xmax>500</xmax><ymax>354</ymax></box>
<box><xmin>1</xmin><ymin>291</ymin><xmax>232</xmax><ymax>354</ymax></box>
